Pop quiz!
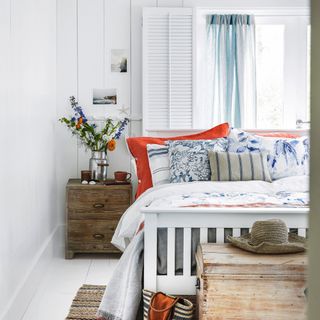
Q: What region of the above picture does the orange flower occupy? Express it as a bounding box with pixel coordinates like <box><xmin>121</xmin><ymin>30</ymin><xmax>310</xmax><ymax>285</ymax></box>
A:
<box><xmin>107</xmin><ymin>139</ymin><xmax>116</xmax><ymax>151</ymax></box>
<box><xmin>76</xmin><ymin>117</ymin><xmax>83</xmax><ymax>129</ymax></box>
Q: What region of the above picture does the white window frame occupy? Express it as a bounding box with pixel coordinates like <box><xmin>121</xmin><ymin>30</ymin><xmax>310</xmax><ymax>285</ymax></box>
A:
<box><xmin>195</xmin><ymin>7</ymin><xmax>310</xmax><ymax>129</ymax></box>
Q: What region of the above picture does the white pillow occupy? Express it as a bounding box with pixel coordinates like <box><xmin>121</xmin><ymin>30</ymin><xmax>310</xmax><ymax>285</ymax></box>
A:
<box><xmin>228</xmin><ymin>128</ymin><xmax>309</xmax><ymax>180</ymax></box>
<box><xmin>147</xmin><ymin>144</ymin><xmax>170</xmax><ymax>186</ymax></box>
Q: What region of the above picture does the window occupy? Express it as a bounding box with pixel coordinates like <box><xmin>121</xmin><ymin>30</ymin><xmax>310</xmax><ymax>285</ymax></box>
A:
<box><xmin>256</xmin><ymin>25</ymin><xmax>285</xmax><ymax>128</ymax></box>
<box><xmin>142</xmin><ymin>9</ymin><xmax>310</xmax><ymax>132</ymax></box>
<box><xmin>196</xmin><ymin>10</ymin><xmax>310</xmax><ymax>129</ymax></box>
<box><xmin>254</xmin><ymin>15</ymin><xmax>310</xmax><ymax>129</ymax></box>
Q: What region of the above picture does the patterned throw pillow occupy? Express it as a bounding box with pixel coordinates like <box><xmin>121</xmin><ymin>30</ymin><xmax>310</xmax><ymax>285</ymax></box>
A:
<box><xmin>167</xmin><ymin>139</ymin><xmax>228</xmax><ymax>183</ymax></box>
<box><xmin>208</xmin><ymin>151</ymin><xmax>272</xmax><ymax>182</ymax></box>
<box><xmin>147</xmin><ymin>144</ymin><xmax>170</xmax><ymax>186</ymax></box>
<box><xmin>228</xmin><ymin>128</ymin><xmax>309</xmax><ymax>180</ymax></box>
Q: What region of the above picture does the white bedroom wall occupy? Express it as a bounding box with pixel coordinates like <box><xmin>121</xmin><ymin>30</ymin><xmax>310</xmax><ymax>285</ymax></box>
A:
<box><xmin>0</xmin><ymin>0</ymin><xmax>58</xmax><ymax>318</ymax></box>
<box><xmin>56</xmin><ymin>0</ymin><xmax>133</xmax><ymax>224</ymax></box>
<box><xmin>56</xmin><ymin>0</ymin><xmax>310</xmax><ymax>222</ymax></box>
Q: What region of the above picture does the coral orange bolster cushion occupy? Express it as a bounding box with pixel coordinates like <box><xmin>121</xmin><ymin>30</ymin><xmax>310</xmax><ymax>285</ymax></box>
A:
<box><xmin>126</xmin><ymin>123</ymin><xmax>230</xmax><ymax>199</ymax></box>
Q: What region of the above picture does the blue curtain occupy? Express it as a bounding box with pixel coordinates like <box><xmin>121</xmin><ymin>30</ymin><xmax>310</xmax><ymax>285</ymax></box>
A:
<box><xmin>206</xmin><ymin>14</ymin><xmax>257</xmax><ymax>128</ymax></box>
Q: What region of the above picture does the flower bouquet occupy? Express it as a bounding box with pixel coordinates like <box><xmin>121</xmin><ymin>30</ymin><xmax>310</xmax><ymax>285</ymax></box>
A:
<box><xmin>59</xmin><ymin>96</ymin><xmax>129</xmax><ymax>181</ymax></box>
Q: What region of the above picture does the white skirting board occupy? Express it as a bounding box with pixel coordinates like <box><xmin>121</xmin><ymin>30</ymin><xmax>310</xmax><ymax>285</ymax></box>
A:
<box><xmin>1</xmin><ymin>225</ymin><xmax>64</xmax><ymax>320</ymax></box>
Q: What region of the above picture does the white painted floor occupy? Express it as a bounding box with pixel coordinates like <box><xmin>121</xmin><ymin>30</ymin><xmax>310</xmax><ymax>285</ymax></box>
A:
<box><xmin>20</xmin><ymin>253</ymin><xmax>120</xmax><ymax>320</ymax></box>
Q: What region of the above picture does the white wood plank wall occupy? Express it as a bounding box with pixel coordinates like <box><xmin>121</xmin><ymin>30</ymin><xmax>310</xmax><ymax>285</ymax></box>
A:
<box><xmin>56</xmin><ymin>0</ymin><xmax>310</xmax><ymax>224</ymax></box>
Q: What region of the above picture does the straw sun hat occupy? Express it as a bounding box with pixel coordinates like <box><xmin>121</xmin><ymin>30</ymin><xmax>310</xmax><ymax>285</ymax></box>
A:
<box><xmin>227</xmin><ymin>219</ymin><xmax>307</xmax><ymax>254</ymax></box>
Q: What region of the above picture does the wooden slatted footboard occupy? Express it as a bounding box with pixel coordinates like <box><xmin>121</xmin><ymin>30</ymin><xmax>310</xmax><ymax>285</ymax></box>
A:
<box><xmin>142</xmin><ymin>207</ymin><xmax>308</xmax><ymax>295</ymax></box>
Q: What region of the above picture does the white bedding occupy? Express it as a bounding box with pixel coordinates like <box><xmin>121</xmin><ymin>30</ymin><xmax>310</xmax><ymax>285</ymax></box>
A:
<box><xmin>149</xmin><ymin>191</ymin><xmax>308</xmax><ymax>209</ymax></box>
<box><xmin>112</xmin><ymin>175</ymin><xmax>309</xmax><ymax>251</ymax></box>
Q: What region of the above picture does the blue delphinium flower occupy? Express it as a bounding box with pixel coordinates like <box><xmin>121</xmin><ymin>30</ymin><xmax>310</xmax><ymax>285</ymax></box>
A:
<box><xmin>69</xmin><ymin>96</ymin><xmax>87</xmax><ymax>122</ymax></box>
<box><xmin>113</xmin><ymin>118</ymin><xmax>129</xmax><ymax>139</ymax></box>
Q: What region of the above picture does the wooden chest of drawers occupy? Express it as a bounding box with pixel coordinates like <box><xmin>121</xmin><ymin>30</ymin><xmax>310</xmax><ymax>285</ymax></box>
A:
<box><xmin>65</xmin><ymin>179</ymin><xmax>132</xmax><ymax>259</ymax></box>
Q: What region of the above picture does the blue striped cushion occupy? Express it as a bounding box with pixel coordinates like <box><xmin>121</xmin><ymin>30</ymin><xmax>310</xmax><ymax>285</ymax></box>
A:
<box><xmin>147</xmin><ymin>144</ymin><xmax>170</xmax><ymax>186</ymax></box>
<box><xmin>209</xmin><ymin>151</ymin><xmax>272</xmax><ymax>182</ymax></box>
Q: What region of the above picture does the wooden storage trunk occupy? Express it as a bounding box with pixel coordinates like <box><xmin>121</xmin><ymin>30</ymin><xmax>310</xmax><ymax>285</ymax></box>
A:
<box><xmin>196</xmin><ymin>244</ymin><xmax>307</xmax><ymax>320</ymax></box>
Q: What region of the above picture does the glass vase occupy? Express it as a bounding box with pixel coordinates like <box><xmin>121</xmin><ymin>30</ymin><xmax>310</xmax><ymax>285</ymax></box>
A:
<box><xmin>89</xmin><ymin>151</ymin><xmax>108</xmax><ymax>181</ymax></box>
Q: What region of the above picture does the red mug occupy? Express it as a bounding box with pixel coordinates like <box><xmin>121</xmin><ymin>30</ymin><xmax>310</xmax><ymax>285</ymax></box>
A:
<box><xmin>114</xmin><ymin>171</ymin><xmax>132</xmax><ymax>182</ymax></box>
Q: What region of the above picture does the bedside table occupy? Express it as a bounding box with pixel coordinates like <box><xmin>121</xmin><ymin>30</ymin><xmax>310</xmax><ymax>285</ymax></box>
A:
<box><xmin>65</xmin><ymin>179</ymin><xmax>132</xmax><ymax>259</ymax></box>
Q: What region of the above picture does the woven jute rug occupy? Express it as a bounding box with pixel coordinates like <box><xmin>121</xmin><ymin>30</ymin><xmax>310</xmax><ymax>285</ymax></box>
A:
<box><xmin>66</xmin><ymin>284</ymin><xmax>106</xmax><ymax>320</ymax></box>
<box><xmin>66</xmin><ymin>285</ymin><xmax>194</xmax><ymax>320</ymax></box>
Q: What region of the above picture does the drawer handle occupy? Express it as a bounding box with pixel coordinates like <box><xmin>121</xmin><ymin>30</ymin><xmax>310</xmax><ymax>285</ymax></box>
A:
<box><xmin>93</xmin><ymin>233</ymin><xmax>105</xmax><ymax>240</ymax></box>
<box><xmin>93</xmin><ymin>203</ymin><xmax>104</xmax><ymax>208</ymax></box>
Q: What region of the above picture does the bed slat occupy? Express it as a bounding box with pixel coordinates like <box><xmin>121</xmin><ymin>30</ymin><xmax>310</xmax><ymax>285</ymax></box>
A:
<box><xmin>200</xmin><ymin>228</ymin><xmax>208</xmax><ymax>244</ymax></box>
<box><xmin>167</xmin><ymin>228</ymin><xmax>175</xmax><ymax>276</ymax></box>
<box><xmin>233</xmin><ymin>228</ymin><xmax>241</xmax><ymax>237</ymax></box>
<box><xmin>216</xmin><ymin>228</ymin><xmax>224</xmax><ymax>243</ymax></box>
<box><xmin>183</xmin><ymin>228</ymin><xmax>192</xmax><ymax>276</ymax></box>
<box><xmin>298</xmin><ymin>228</ymin><xmax>307</xmax><ymax>237</ymax></box>
<box><xmin>144</xmin><ymin>213</ymin><xmax>158</xmax><ymax>292</ymax></box>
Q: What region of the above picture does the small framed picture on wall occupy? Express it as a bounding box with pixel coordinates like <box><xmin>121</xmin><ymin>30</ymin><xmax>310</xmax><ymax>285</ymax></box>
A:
<box><xmin>93</xmin><ymin>88</ymin><xmax>117</xmax><ymax>105</ymax></box>
<box><xmin>111</xmin><ymin>49</ymin><xmax>128</xmax><ymax>73</ymax></box>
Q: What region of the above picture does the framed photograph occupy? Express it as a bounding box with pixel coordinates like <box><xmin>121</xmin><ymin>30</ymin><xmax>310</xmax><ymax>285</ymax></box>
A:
<box><xmin>111</xmin><ymin>49</ymin><xmax>128</xmax><ymax>73</ymax></box>
<box><xmin>93</xmin><ymin>88</ymin><xmax>117</xmax><ymax>105</ymax></box>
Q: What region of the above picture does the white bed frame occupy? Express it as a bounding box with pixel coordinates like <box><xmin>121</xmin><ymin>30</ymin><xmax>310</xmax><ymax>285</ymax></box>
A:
<box><xmin>142</xmin><ymin>129</ymin><xmax>309</xmax><ymax>295</ymax></box>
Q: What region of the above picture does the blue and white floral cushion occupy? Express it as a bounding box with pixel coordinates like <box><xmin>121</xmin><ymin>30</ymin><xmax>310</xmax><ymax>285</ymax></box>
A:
<box><xmin>167</xmin><ymin>139</ymin><xmax>228</xmax><ymax>183</ymax></box>
<box><xmin>228</xmin><ymin>128</ymin><xmax>309</xmax><ymax>180</ymax></box>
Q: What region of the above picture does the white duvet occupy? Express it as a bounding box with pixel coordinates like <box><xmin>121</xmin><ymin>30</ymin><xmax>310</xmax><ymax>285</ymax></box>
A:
<box><xmin>112</xmin><ymin>175</ymin><xmax>309</xmax><ymax>251</ymax></box>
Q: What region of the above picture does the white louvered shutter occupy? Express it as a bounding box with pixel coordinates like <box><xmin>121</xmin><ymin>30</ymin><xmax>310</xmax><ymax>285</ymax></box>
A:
<box><xmin>143</xmin><ymin>8</ymin><xmax>194</xmax><ymax>132</ymax></box>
